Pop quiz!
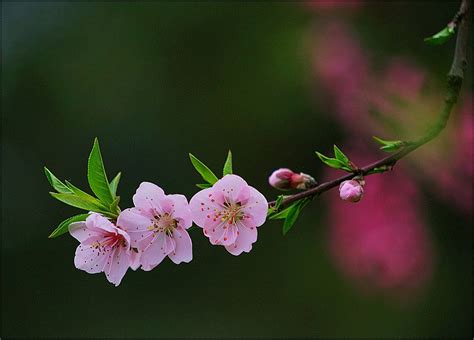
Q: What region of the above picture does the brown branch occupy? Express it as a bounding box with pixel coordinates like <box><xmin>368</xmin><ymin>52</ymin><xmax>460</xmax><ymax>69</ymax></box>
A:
<box><xmin>269</xmin><ymin>0</ymin><xmax>470</xmax><ymax>210</ymax></box>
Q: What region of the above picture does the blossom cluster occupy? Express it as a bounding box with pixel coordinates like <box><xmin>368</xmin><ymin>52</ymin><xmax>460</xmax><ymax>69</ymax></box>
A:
<box><xmin>69</xmin><ymin>175</ymin><xmax>268</xmax><ymax>286</ymax></box>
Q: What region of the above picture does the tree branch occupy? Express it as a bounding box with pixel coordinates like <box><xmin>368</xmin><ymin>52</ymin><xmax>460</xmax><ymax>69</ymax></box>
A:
<box><xmin>269</xmin><ymin>0</ymin><xmax>470</xmax><ymax>210</ymax></box>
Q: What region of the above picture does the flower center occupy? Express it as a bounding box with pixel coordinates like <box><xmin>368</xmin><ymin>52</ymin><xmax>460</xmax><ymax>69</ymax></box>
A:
<box><xmin>148</xmin><ymin>213</ymin><xmax>178</xmax><ymax>236</ymax></box>
<box><xmin>92</xmin><ymin>232</ymin><xmax>126</xmax><ymax>249</ymax></box>
<box><xmin>221</xmin><ymin>201</ymin><xmax>245</xmax><ymax>225</ymax></box>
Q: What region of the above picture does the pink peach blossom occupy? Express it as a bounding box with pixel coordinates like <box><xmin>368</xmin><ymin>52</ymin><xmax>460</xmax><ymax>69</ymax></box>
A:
<box><xmin>269</xmin><ymin>168</ymin><xmax>316</xmax><ymax>190</ymax></box>
<box><xmin>69</xmin><ymin>213</ymin><xmax>132</xmax><ymax>286</ymax></box>
<box><xmin>190</xmin><ymin>174</ymin><xmax>268</xmax><ymax>255</ymax></box>
<box><xmin>339</xmin><ymin>179</ymin><xmax>364</xmax><ymax>202</ymax></box>
<box><xmin>117</xmin><ymin>182</ymin><xmax>193</xmax><ymax>271</ymax></box>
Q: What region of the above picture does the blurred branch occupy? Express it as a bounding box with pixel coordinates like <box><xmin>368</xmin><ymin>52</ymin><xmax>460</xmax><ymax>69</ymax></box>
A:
<box><xmin>269</xmin><ymin>0</ymin><xmax>470</xmax><ymax>209</ymax></box>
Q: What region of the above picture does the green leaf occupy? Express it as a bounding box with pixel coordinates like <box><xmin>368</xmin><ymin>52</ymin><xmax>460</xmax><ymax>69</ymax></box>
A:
<box><xmin>109</xmin><ymin>172</ymin><xmax>121</xmax><ymax>197</ymax></box>
<box><xmin>196</xmin><ymin>183</ymin><xmax>212</xmax><ymax>189</ymax></box>
<box><xmin>109</xmin><ymin>196</ymin><xmax>121</xmax><ymax>216</ymax></box>
<box><xmin>333</xmin><ymin>145</ymin><xmax>349</xmax><ymax>165</ymax></box>
<box><xmin>372</xmin><ymin>136</ymin><xmax>404</xmax><ymax>153</ymax></box>
<box><xmin>88</xmin><ymin>138</ymin><xmax>114</xmax><ymax>205</ymax></box>
<box><xmin>189</xmin><ymin>153</ymin><xmax>219</xmax><ymax>184</ymax></box>
<box><xmin>424</xmin><ymin>26</ymin><xmax>455</xmax><ymax>45</ymax></box>
<box><xmin>315</xmin><ymin>152</ymin><xmax>352</xmax><ymax>171</ymax></box>
<box><xmin>65</xmin><ymin>181</ymin><xmax>107</xmax><ymax>209</ymax></box>
<box><xmin>50</xmin><ymin>192</ymin><xmax>105</xmax><ymax>211</ymax></box>
<box><xmin>269</xmin><ymin>198</ymin><xmax>298</xmax><ymax>220</ymax></box>
<box><xmin>49</xmin><ymin>213</ymin><xmax>89</xmax><ymax>238</ymax></box>
<box><xmin>222</xmin><ymin>150</ymin><xmax>233</xmax><ymax>176</ymax></box>
<box><xmin>282</xmin><ymin>199</ymin><xmax>309</xmax><ymax>235</ymax></box>
<box><xmin>274</xmin><ymin>195</ymin><xmax>285</xmax><ymax>211</ymax></box>
<box><xmin>44</xmin><ymin>167</ymin><xmax>72</xmax><ymax>193</ymax></box>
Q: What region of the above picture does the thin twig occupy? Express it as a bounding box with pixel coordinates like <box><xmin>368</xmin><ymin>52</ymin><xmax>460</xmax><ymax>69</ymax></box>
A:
<box><xmin>269</xmin><ymin>0</ymin><xmax>470</xmax><ymax>209</ymax></box>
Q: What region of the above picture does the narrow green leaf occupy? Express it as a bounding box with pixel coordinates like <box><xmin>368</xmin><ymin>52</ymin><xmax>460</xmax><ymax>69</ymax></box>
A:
<box><xmin>65</xmin><ymin>181</ymin><xmax>107</xmax><ymax>209</ymax></box>
<box><xmin>189</xmin><ymin>153</ymin><xmax>219</xmax><ymax>184</ymax></box>
<box><xmin>282</xmin><ymin>198</ymin><xmax>310</xmax><ymax>235</ymax></box>
<box><xmin>44</xmin><ymin>167</ymin><xmax>72</xmax><ymax>193</ymax></box>
<box><xmin>267</xmin><ymin>195</ymin><xmax>285</xmax><ymax>216</ymax></box>
<box><xmin>269</xmin><ymin>201</ymin><xmax>297</xmax><ymax>220</ymax></box>
<box><xmin>372</xmin><ymin>136</ymin><xmax>404</xmax><ymax>153</ymax></box>
<box><xmin>49</xmin><ymin>213</ymin><xmax>89</xmax><ymax>238</ymax></box>
<box><xmin>283</xmin><ymin>206</ymin><xmax>299</xmax><ymax>235</ymax></box>
<box><xmin>88</xmin><ymin>138</ymin><xmax>114</xmax><ymax>205</ymax></box>
<box><xmin>424</xmin><ymin>26</ymin><xmax>455</xmax><ymax>45</ymax></box>
<box><xmin>222</xmin><ymin>150</ymin><xmax>233</xmax><ymax>176</ymax></box>
<box><xmin>50</xmin><ymin>192</ymin><xmax>105</xmax><ymax>211</ymax></box>
<box><xmin>274</xmin><ymin>195</ymin><xmax>285</xmax><ymax>211</ymax></box>
<box><xmin>196</xmin><ymin>183</ymin><xmax>212</xmax><ymax>189</ymax></box>
<box><xmin>109</xmin><ymin>196</ymin><xmax>121</xmax><ymax>216</ymax></box>
<box><xmin>315</xmin><ymin>152</ymin><xmax>352</xmax><ymax>171</ymax></box>
<box><xmin>333</xmin><ymin>145</ymin><xmax>349</xmax><ymax>165</ymax></box>
<box><xmin>109</xmin><ymin>172</ymin><xmax>121</xmax><ymax>197</ymax></box>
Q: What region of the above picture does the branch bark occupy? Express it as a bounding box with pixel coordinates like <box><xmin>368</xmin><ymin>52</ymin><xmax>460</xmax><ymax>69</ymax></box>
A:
<box><xmin>269</xmin><ymin>0</ymin><xmax>470</xmax><ymax>209</ymax></box>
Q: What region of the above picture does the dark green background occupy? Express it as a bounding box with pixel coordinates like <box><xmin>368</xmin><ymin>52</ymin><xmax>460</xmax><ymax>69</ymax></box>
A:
<box><xmin>2</xmin><ymin>1</ymin><xmax>472</xmax><ymax>338</ymax></box>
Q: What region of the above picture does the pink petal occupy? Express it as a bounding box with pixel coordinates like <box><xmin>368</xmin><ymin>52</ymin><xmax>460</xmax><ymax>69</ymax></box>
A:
<box><xmin>117</xmin><ymin>208</ymin><xmax>152</xmax><ymax>232</ymax></box>
<box><xmin>74</xmin><ymin>242</ymin><xmax>110</xmax><ymax>274</ymax></box>
<box><xmin>207</xmin><ymin>222</ymin><xmax>238</xmax><ymax>246</ymax></box>
<box><xmin>117</xmin><ymin>208</ymin><xmax>151</xmax><ymax>245</ymax></box>
<box><xmin>189</xmin><ymin>188</ymin><xmax>223</xmax><ymax>228</ymax></box>
<box><xmin>166</xmin><ymin>194</ymin><xmax>192</xmax><ymax>229</ymax></box>
<box><xmin>132</xmin><ymin>182</ymin><xmax>166</xmax><ymax>213</ymax></box>
<box><xmin>104</xmin><ymin>246</ymin><xmax>130</xmax><ymax>286</ymax></box>
<box><xmin>241</xmin><ymin>187</ymin><xmax>268</xmax><ymax>227</ymax></box>
<box><xmin>214</xmin><ymin>174</ymin><xmax>250</xmax><ymax>203</ymax></box>
<box><xmin>130</xmin><ymin>250</ymin><xmax>141</xmax><ymax>271</ymax></box>
<box><xmin>136</xmin><ymin>231</ymin><xmax>155</xmax><ymax>250</ymax></box>
<box><xmin>86</xmin><ymin>213</ymin><xmax>117</xmax><ymax>234</ymax></box>
<box><xmin>225</xmin><ymin>223</ymin><xmax>258</xmax><ymax>256</ymax></box>
<box><xmin>140</xmin><ymin>233</ymin><xmax>175</xmax><ymax>271</ymax></box>
<box><xmin>69</xmin><ymin>221</ymin><xmax>92</xmax><ymax>242</ymax></box>
<box><xmin>168</xmin><ymin>227</ymin><xmax>193</xmax><ymax>264</ymax></box>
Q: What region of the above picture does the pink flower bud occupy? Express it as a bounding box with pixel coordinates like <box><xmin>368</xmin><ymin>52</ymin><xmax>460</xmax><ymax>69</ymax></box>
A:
<box><xmin>269</xmin><ymin>168</ymin><xmax>317</xmax><ymax>190</ymax></box>
<box><xmin>339</xmin><ymin>179</ymin><xmax>364</xmax><ymax>202</ymax></box>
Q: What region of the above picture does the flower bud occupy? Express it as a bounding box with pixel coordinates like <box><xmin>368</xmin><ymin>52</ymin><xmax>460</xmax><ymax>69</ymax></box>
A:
<box><xmin>339</xmin><ymin>179</ymin><xmax>364</xmax><ymax>202</ymax></box>
<box><xmin>269</xmin><ymin>168</ymin><xmax>317</xmax><ymax>191</ymax></box>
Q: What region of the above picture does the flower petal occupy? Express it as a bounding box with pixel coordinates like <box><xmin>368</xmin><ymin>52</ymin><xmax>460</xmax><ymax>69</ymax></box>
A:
<box><xmin>74</xmin><ymin>242</ymin><xmax>110</xmax><ymax>274</ymax></box>
<box><xmin>189</xmin><ymin>188</ymin><xmax>223</xmax><ymax>228</ymax></box>
<box><xmin>140</xmin><ymin>233</ymin><xmax>175</xmax><ymax>271</ymax></box>
<box><xmin>117</xmin><ymin>208</ymin><xmax>152</xmax><ymax>232</ymax></box>
<box><xmin>207</xmin><ymin>222</ymin><xmax>238</xmax><ymax>246</ymax></box>
<box><xmin>69</xmin><ymin>222</ymin><xmax>92</xmax><ymax>242</ymax></box>
<box><xmin>241</xmin><ymin>187</ymin><xmax>268</xmax><ymax>227</ymax></box>
<box><xmin>132</xmin><ymin>182</ymin><xmax>166</xmax><ymax>214</ymax></box>
<box><xmin>86</xmin><ymin>213</ymin><xmax>117</xmax><ymax>234</ymax></box>
<box><xmin>168</xmin><ymin>227</ymin><xmax>193</xmax><ymax>264</ymax></box>
<box><xmin>129</xmin><ymin>249</ymin><xmax>141</xmax><ymax>271</ymax></box>
<box><xmin>104</xmin><ymin>246</ymin><xmax>130</xmax><ymax>286</ymax></box>
<box><xmin>167</xmin><ymin>194</ymin><xmax>192</xmax><ymax>229</ymax></box>
<box><xmin>117</xmin><ymin>208</ymin><xmax>152</xmax><ymax>245</ymax></box>
<box><xmin>214</xmin><ymin>174</ymin><xmax>250</xmax><ymax>203</ymax></box>
<box><xmin>225</xmin><ymin>222</ymin><xmax>258</xmax><ymax>256</ymax></box>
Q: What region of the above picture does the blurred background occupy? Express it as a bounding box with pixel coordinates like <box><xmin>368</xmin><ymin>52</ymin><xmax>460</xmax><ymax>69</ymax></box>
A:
<box><xmin>1</xmin><ymin>1</ymin><xmax>472</xmax><ymax>338</ymax></box>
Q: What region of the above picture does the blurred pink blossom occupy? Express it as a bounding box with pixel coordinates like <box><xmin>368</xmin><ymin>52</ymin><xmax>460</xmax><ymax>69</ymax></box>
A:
<box><xmin>326</xmin><ymin>152</ymin><xmax>433</xmax><ymax>298</ymax></box>
<box><xmin>312</xmin><ymin>21</ymin><xmax>473</xmax><ymax>214</ymax></box>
